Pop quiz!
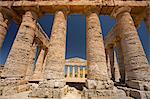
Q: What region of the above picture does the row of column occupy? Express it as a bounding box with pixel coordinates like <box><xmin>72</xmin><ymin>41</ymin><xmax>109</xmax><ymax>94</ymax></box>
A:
<box><xmin>105</xmin><ymin>7</ymin><xmax>150</xmax><ymax>85</ymax></box>
<box><xmin>113</xmin><ymin>7</ymin><xmax>150</xmax><ymax>82</ymax></box>
<box><xmin>1</xmin><ymin>11</ymin><xmax>47</xmax><ymax>81</ymax></box>
<box><xmin>1</xmin><ymin>7</ymin><xmax>150</xmax><ymax>87</ymax></box>
<box><xmin>106</xmin><ymin>46</ymin><xmax>121</xmax><ymax>82</ymax></box>
<box><xmin>1</xmin><ymin>9</ymin><xmax>109</xmax><ymax>83</ymax></box>
<box><xmin>66</xmin><ymin>65</ymin><xmax>86</xmax><ymax>78</ymax></box>
<box><xmin>1</xmin><ymin>11</ymin><xmax>37</xmax><ymax>78</ymax></box>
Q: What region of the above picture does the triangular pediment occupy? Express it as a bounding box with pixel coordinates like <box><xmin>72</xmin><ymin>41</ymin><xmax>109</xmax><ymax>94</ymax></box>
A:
<box><xmin>65</xmin><ymin>57</ymin><xmax>87</xmax><ymax>66</ymax></box>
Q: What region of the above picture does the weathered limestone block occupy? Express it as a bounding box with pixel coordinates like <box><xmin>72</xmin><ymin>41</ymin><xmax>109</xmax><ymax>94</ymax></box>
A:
<box><xmin>29</xmin><ymin>87</ymin><xmax>53</xmax><ymax>98</ymax></box>
<box><xmin>39</xmin><ymin>80</ymin><xmax>55</xmax><ymax>88</ymax></box>
<box><xmin>29</xmin><ymin>82</ymin><xmax>65</xmax><ymax>98</ymax></box>
<box><xmin>112</xmin><ymin>7</ymin><xmax>150</xmax><ymax>82</ymax></box>
<box><xmin>38</xmin><ymin>79</ymin><xmax>66</xmax><ymax>89</ymax></box>
<box><xmin>130</xmin><ymin>90</ymin><xmax>150</xmax><ymax>99</ymax></box>
<box><xmin>86</xmin><ymin>80</ymin><xmax>114</xmax><ymax>90</ymax></box>
<box><xmin>0</xmin><ymin>78</ymin><xmax>29</xmax><ymax>96</ymax></box>
<box><xmin>1</xmin><ymin>11</ymin><xmax>37</xmax><ymax>78</ymax></box>
<box><xmin>0</xmin><ymin>12</ymin><xmax>8</xmax><ymax>48</ymax></box>
<box><xmin>86</xmin><ymin>12</ymin><xmax>109</xmax><ymax>81</ymax></box>
<box><xmin>82</xmin><ymin>88</ymin><xmax>126</xmax><ymax>99</ymax></box>
<box><xmin>127</xmin><ymin>80</ymin><xmax>150</xmax><ymax>91</ymax></box>
<box><xmin>2</xmin><ymin>86</ymin><xmax>18</xmax><ymax>96</ymax></box>
<box><xmin>118</xmin><ymin>86</ymin><xmax>150</xmax><ymax>99</ymax></box>
<box><xmin>116</xmin><ymin>89</ymin><xmax>127</xmax><ymax>99</ymax></box>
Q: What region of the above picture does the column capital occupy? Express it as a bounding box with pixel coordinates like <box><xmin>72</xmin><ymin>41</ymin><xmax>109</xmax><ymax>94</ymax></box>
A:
<box><xmin>21</xmin><ymin>10</ymin><xmax>38</xmax><ymax>31</ymax></box>
<box><xmin>0</xmin><ymin>7</ymin><xmax>21</xmax><ymax>24</ymax></box>
<box><xmin>55</xmin><ymin>10</ymin><xmax>68</xmax><ymax>19</ymax></box>
<box><xmin>0</xmin><ymin>7</ymin><xmax>9</xmax><ymax>19</ymax></box>
<box><xmin>54</xmin><ymin>6</ymin><xmax>70</xmax><ymax>17</ymax></box>
<box><xmin>84</xmin><ymin>6</ymin><xmax>101</xmax><ymax>16</ymax></box>
<box><xmin>23</xmin><ymin>10</ymin><xmax>38</xmax><ymax>20</ymax></box>
<box><xmin>111</xmin><ymin>7</ymin><xmax>131</xmax><ymax>19</ymax></box>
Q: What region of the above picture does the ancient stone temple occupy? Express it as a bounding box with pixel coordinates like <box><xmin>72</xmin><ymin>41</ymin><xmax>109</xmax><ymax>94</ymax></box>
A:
<box><xmin>0</xmin><ymin>0</ymin><xmax>150</xmax><ymax>99</ymax></box>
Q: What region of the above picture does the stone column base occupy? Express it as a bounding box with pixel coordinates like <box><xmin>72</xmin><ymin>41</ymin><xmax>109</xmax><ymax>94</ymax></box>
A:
<box><xmin>81</xmin><ymin>88</ymin><xmax>127</xmax><ymax>99</ymax></box>
<box><xmin>29</xmin><ymin>79</ymin><xmax>66</xmax><ymax>98</ymax></box>
<box><xmin>0</xmin><ymin>78</ymin><xmax>30</xmax><ymax>96</ymax></box>
<box><xmin>126</xmin><ymin>80</ymin><xmax>150</xmax><ymax>91</ymax></box>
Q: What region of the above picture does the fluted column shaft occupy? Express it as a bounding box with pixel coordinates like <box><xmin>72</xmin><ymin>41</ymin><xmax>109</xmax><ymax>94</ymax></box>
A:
<box><xmin>114</xmin><ymin>50</ymin><xmax>121</xmax><ymax>82</ymax></box>
<box><xmin>115</xmin><ymin>41</ymin><xmax>125</xmax><ymax>83</ymax></box>
<box><xmin>32</xmin><ymin>48</ymin><xmax>45</xmax><ymax>79</ymax></box>
<box><xmin>83</xmin><ymin>67</ymin><xmax>85</xmax><ymax>78</ymax></box>
<box><xmin>44</xmin><ymin>11</ymin><xmax>67</xmax><ymax>80</ymax></box>
<box><xmin>114</xmin><ymin>7</ymin><xmax>150</xmax><ymax>81</ymax></box>
<box><xmin>86</xmin><ymin>12</ymin><xmax>109</xmax><ymax>80</ymax></box>
<box><xmin>107</xmin><ymin>47</ymin><xmax>115</xmax><ymax>81</ymax></box>
<box><xmin>25</xmin><ymin>42</ymin><xmax>37</xmax><ymax>79</ymax></box>
<box><xmin>2</xmin><ymin>11</ymin><xmax>37</xmax><ymax>78</ymax></box>
<box><xmin>78</xmin><ymin>66</ymin><xmax>80</xmax><ymax>78</ymax></box>
<box><xmin>72</xmin><ymin>65</ymin><xmax>75</xmax><ymax>78</ymax></box>
<box><xmin>41</xmin><ymin>50</ymin><xmax>48</xmax><ymax>78</ymax></box>
<box><xmin>106</xmin><ymin>46</ymin><xmax>121</xmax><ymax>82</ymax></box>
<box><xmin>106</xmin><ymin>49</ymin><xmax>112</xmax><ymax>79</ymax></box>
<box><xmin>67</xmin><ymin>65</ymin><xmax>70</xmax><ymax>77</ymax></box>
<box><xmin>0</xmin><ymin>12</ymin><xmax>8</xmax><ymax>48</ymax></box>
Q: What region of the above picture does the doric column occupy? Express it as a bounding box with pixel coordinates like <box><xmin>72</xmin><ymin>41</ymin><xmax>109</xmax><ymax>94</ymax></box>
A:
<box><xmin>86</xmin><ymin>12</ymin><xmax>109</xmax><ymax>81</ymax></box>
<box><xmin>25</xmin><ymin>42</ymin><xmax>37</xmax><ymax>80</ymax></box>
<box><xmin>0</xmin><ymin>12</ymin><xmax>9</xmax><ymax>48</ymax></box>
<box><xmin>2</xmin><ymin>11</ymin><xmax>37</xmax><ymax>78</ymax></box>
<box><xmin>67</xmin><ymin>65</ymin><xmax>70</xmax><ymax>77</ymax></box>
<box><xmin>105</xmin><ymin>49</ymin><xmax>112</xmax><ymax>79</ymax></box>
<box><xmin>115</xmin><ymin>41</ymin><xmax>125</xmax><ymax>83</ymax></box>
<box><xmin>30</xmin><ymin>10</ymin><xmax>67</xmax><ymax>98</ymax></box>
<box><xmin>107</xmin><ymin>46</ymin><xmax>115</xmax><ymax>81</ymax></box>
<box><xmin>83</xmin><ymin>67</ymin><xmax>85</xmax><ymax>78</ymax></box>
<box><xmin>72</xmin><ymin>65</ymin><xmax>75</xmax><ymax>78</ymax></box>
<box><xmin>106</xmin><ymin>46</ymin><xmax>121</xmax><ymax>82</ymax></box>
<box><xmin>112</xmin><ymin>7</ymin><xmax>150</xmax><ymax>82</ymax></box>
<box><xmin>114</xmin><ymin>50</ymin><xmax>121</xmax><ymax>82</ymax></box>
<box><xmin>41</xmin><ymin>49</ymin><xmax>48</xmax><ymax>79</ymax></box>
<box><xmin>32</xmin><ymin>48</ymin><xmax>45</xmax><ymax>80</ymax></box>
<box><xmin>44</xmin><ymin>11</ymin><xmax>67</xmax><ymax>81</ymax></box>
<box><xmin>78</xmin><ymin>66</ymin><xmax>80</xmax><ymax>78</ymax></box>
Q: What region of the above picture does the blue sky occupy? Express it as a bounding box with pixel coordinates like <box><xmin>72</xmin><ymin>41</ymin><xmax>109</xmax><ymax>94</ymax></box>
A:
<box><xmin>0</xmin><ymin>14</ymin><xmax>149</xmax><ymax>64</ymax></box>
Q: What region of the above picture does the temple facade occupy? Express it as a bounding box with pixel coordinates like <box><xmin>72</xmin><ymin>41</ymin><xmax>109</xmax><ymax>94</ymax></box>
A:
<box><xmin>0</xmin><ymin>0</ymin><xmax>150</xmax><ymax>99</ymax></box>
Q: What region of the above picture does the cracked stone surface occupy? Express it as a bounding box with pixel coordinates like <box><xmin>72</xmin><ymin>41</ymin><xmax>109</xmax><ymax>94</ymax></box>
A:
<box><xmin>1</xmin><ymin>11</ymin><xmax>37</xmax><ymax>78</ymax></box>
